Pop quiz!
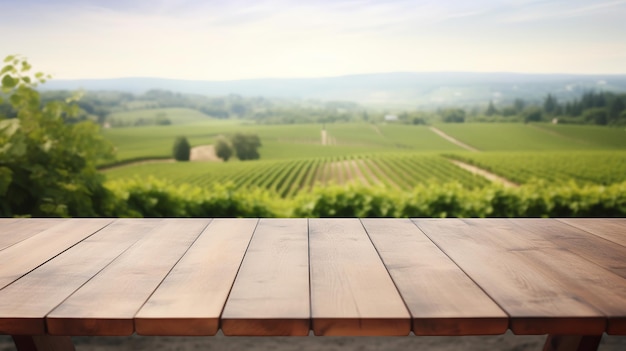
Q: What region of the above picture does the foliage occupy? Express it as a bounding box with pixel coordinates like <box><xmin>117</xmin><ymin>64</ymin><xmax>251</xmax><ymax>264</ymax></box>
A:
<box><xmin>214</xmin><ymin>136</ymin><xmax>233</xmax><ymax>161</ymax></box>
<box><xmin>105</xmin><ymin>178</ymin><xmax>284</xmax><ymax>217</ymax></box>
<box><xmin>0</xmin><ymin>55</ymin><xmax>114</xmax><ymax>217</ymax></box>
<box><xmin>172</xmin><ymin>136</ymin><xmax>191</xmax><ymax>161</ymax></box>
<box><xmin>582</xmin><ymin>107</ymin><xmax>608</xmax><ymax>125</ymax></box>
<box><xmin>231</xmin><ymin>133</ymin><xmax>261</xmax><ymax>160</ymax></box>
<box><xmin>440</xmin><ymin>108</ymin><xmax>465</xmax><ymax>123</ymax></box>
<box><xmin>102</xmin><ymin>178</ymin><xmax>626</xmax><ymax>218</ymax></box>
<box><xmin>522</xmin><ymin>107</ymin><xmax>543</xmax><ymax>123</ymax></box>
<box><xmin>485</xmin><ymin>101</ymin><xmax>498</xmax><ymax>116</ymax></box>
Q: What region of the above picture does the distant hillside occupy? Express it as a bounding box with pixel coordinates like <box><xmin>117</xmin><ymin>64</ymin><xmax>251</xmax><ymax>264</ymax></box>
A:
<box><xmin>41</xmin><ymin>72</ymin><xmax>626</xmax><ymax>108</ymax></box>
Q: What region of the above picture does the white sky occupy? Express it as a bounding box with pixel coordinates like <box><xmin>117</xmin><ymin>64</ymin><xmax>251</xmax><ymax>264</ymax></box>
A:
<box><xmin>1</xmin><ymin>0</ymin><xmax>625</xmax><ymax>80</ymax></box>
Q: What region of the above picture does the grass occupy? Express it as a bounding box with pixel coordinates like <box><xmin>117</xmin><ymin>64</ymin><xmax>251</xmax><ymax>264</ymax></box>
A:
<box><xmin>434</xmin><ymin>123</ymin><xmax>605</xmax><ymax>151</ymax></box>
<box><xmin>532</xmin><ymin>123</ymin><xmax>626</xmax><ymax>149</ymax></box>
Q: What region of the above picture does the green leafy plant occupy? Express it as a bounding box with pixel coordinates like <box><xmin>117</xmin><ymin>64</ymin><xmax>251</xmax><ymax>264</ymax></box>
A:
<box><xmin>0</xmin><ymin>55</ymin><xmax>115</xmax><ymax>217</ymax></box>
<box><xmin>172</xmin><ymin>136</ymin><xmax>191</xmax><ymax>161</ymax></box>
<box><xmin>214</xmin><ymin>136</ymin><xmax>233</xmax><ymax>161</ymax></box>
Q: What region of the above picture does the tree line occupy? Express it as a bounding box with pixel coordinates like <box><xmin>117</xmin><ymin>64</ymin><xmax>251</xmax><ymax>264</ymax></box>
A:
<box><xmin>472</xmin><ymin>91</ymin><xmax>626</xmax><ymax>125</ymax></box>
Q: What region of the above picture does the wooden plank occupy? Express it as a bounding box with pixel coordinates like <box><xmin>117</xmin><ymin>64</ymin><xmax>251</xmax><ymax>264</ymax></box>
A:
<box><xmin>309</xmin><ymin>218</ymin><xmax>410</xmax><ymax>336</ymax></box>
<box><xmin>0</xmin><ymin>219</ymin><xmax>162</xmax><ymax>335</ymax></box>
<box><xmin>507</xmin><ymin>219</ymin><xmax>626</xmax><ymax>279</ymax></box>
<box><xmin>504</xmin><ymin>219</ymin><xmax>626</xmax><ymax>335</ymax></box>
<box><xmin>135</xmin><ymin>218</ymin><xmax>258</xmax><ymax>336</ymax></box>
<box><xmin>558</xmin><ymin>219</ymin><xmax>626</xmax><ymax>248</ymax></box>
<box><xmin>12</xmin><ymin>335</ymin><xmax>75</xmax><ymax>351</ymax></box>
<box><xmin>361</xmin><ymin>218</ymin><xmax>508</xmax><ymax>335</ymax></box>
<box><xmin>0</xmin><ymin>219</ymin><xmax>112</xmax><ymax>290</ymax></box>
<box><xmin>0</xmin><ymin>219</ymin><xmax>68</xmax><ymax>251</ymax></box>
<box><xmin>46</xmin><ymin>219</ymin><xmax>210</xmax><ymax>336</ymax></box>
<box><xmin>413</xmin><ymin>219</ymin><xmax>608</xmax><ymax>335</ymax></box>
<box><xmin>221</xmin><ymin>218</ymin><xmax>309</xmax><ymax>336</ymax></box>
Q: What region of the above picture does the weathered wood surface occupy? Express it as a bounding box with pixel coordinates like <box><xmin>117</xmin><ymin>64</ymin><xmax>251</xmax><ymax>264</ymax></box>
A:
<box><xmin>221</xmin><ymin>219</ymin><xmax>310</xmax><ymax>336</ymax></box>
<box><xmin>0</xmin><ymin>219</ymin><xmax>160</xmax><ymax>335</ymax></box>
<box><xmin>0</xmin><ymin>218</ymin><xmax>624</xmax><ymax>342</ymax></box>
<box><xmin>46</xmin><ymin>219</ymin><xmax>210</xmax><ymax>336</ymax></box>
<box><xmin>559</xmin><ymin>218</ymin><xmax>626</xmax><ymax>247</ymax></box>
<box><xmin>309</xmin><ymin>218</ymin><xmax>411</xmax><ymax>336</ymax></box>
<box><xmin>413</xmin><ymin>219</ymin><xmax>626</xmax><ymax>335</ymax></box>
<box><xmin>136</xmin><ymin>219</ymin><xmax>257</xmax><ymax>336</ymax></box>
<box><xmin>0</xmin><ymin>219</ymin><xmax>112</xmax><ymax>290</ymax></box>
<box><xmin>361</xmin><ymin>218</ymin><xmax>508</xmax><ymax>335</ymax></box>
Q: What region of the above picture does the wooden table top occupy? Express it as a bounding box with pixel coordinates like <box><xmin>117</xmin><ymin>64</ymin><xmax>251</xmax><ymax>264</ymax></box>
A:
<box><xmin>0</xmin><ymin>218</ymin><xmax>624</xmax><ymax>337</ymax></box>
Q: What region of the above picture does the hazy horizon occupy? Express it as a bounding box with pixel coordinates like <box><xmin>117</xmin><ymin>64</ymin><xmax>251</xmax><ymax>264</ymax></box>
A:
<box><xmin>2</xmin><ymin>0</ymin><xmax>625</xmax><ymax>80</ymax></box>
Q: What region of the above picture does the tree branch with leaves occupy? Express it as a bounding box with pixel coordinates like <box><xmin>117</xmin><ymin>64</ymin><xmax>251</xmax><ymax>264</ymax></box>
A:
<box><xmin>1</xmin><ymin>55</ymin><xmax>115</xmax><ymax>217</ymax></box>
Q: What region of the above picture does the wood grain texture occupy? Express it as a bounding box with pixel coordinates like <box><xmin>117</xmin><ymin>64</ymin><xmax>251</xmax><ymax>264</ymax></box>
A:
<box><xmin>46</xmin><ymin>219</ymin><xmax>210</xmax><ymax>336</ymax></box>
<box><xmin>504</xmin><ymin>219</ymin><xmax>626</xmax><ymax>335</ymax></box>
<box><xmin>558</xmin><ymin>218</ymin><xmax>626</xmax><ymax>248</ymax></box>
<box><xmin>0</xmin><ymin>218</ymin><xmax>22</xmax><ymax>225</ymax></box>
<box><xmin>0</xmin><ymin>219</ymin><xmax>112</xmax><ymax>290</ymax></box>
<box><xmin>221</xmin><ymin>218</ymin><xmax>309</xmax><ymax>336</ymax></box>
<box><xmin>309</xmin><ymin>218</ymin><xmax>410</xmax><ymax>336</ymax></box>
<box><xmin>413</xmin><ymin>219</ymin><xmax>608</xmax><ymax>335</ymax></box>
<box><xmin>0</xmin><ymin>219</ymin><xmax>161</xmax><ymax>335</ymax></box>
<box><xmin>513</xmin><ymin>219</ymin><xmax>626</xmax><ymax>279</ymax></box>
<box><xmin>135</xmin><ymin>218</ymin><xmax>258</xmax><ymax>336</ymax></box>
<box><xmin>0</xmin><ymin>219</ymin><xmax>66</xmax><ymax>251</ymax></box>
<box><xmin>361</xmin><ymin>218</ymin><xmax>508</xmax><ymax>335</ymax></box>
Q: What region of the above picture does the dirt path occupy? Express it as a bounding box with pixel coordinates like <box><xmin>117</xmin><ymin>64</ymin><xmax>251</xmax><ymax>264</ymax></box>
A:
<box><xmin>190</xmin><ymin>144</ymin><xmax>220</xmax><ymax>161</ymax></box>
<box><xmin>449</xmin><ymin>159</ymin><xmax>518</xmax><ymax>187</ymax></box>
<box><xmin>99</xmin><ymin>158</ymin><xmax>174</xmax><ymax>171</ymax></box>
<box><xmin>371</xmin><ymin>124</ymin><xmax>383</xmax><ymax>137</ymax></box>
<box><xmin>321</xmin><ymin>130</ymin><xmax>337</xmax><ymax>145</ymax></box>
<box><xmin>430</xmin><ymin>127</ymin><xmax>479</xmax><ymax>152</ymax></box>
<box><xmin>101</xmin><ymin>145</ymin><xmax>220</xmax><ymax>171</ymax></box>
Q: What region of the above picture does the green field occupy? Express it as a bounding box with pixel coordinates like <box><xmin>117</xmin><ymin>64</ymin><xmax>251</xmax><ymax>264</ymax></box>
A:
<box><xmin>434</xmin><ymin>123</ymin><xmax>622</xmax><ymax>151</ymax></box>
<box><xmin>533</xmin><ymin>124</ymin><xmax>626</xmax><ymax>149</ymax></box>
<box><xmin>102</xmin><ymin>119</ymin><xmax>465</xmax><ymax>162</ymax></box>
<box><xmin>102</xmin><ymin>117</ymin><xmax>626</xmax><ymax>198</ymax></box>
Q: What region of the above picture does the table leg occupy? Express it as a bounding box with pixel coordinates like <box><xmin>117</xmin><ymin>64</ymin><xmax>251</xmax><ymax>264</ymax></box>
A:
<box><xmin>543</xmin><ymin>335</ymin><xmax>602</xmax><ymax>351</ymax></box>
<box><xmin>11</xmin><ymin>335</ymin><xmax>75</xmax><ymax>351</ymax></box>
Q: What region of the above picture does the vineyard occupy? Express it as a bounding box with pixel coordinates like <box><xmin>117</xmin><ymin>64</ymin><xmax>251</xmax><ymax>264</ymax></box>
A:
<box><xmin>446</xmin><ymin>151</ymin><xmax>626</xmax><ymax>185</ymax></box>
<box><xmin>104</xmin><ymin>153</ymin><xmax>491</xmax><ymax>197</ymax></box>
<box><xmin>103</xmin><ymin>122</ymin><xmax>626</xmax><ymax>203</ymax></box>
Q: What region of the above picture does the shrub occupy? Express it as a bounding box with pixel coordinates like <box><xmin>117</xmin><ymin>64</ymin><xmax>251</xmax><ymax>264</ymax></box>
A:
<box><xmin>172</xmin><ymin>136</ymin><xmax>190</xmax><ymax>161</ymax></box>
<box><xmin>103</xmin><ymin>179</ymin><xmax>626</xmax><ymax>218</ymax></box>
<box><xmin>215</xmin><ymin>136</ymin><xmax>233</xmax><ymax>161</ymax></box>
<box><xmin>231</xmin><ymin>133</ymin><xmax>261</xmax><ymax>160</ymax></box>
